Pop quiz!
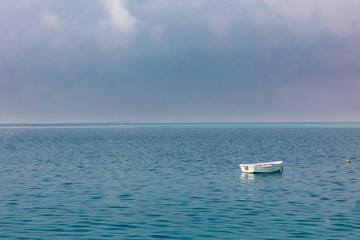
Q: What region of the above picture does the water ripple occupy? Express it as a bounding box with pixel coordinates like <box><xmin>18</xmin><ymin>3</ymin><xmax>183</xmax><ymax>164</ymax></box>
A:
<box><xmin>1</xmin><ymin>127</ymin><xmax>360</xmax><ymax>239</ymax></box>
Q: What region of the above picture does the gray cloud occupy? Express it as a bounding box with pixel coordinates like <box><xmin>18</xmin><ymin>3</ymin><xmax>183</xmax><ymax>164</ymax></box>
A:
<box><xmin>1</xmin><ymin>0</ymin><xmax>360</xmax><ymax>123</ymax></box>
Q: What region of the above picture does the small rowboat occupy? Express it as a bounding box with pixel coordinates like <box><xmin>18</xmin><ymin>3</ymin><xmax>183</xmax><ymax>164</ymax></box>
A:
<box><xmin>239</xmin><ymin>161</ymin><xmax>283</xmax><ymax>173</ymax></box>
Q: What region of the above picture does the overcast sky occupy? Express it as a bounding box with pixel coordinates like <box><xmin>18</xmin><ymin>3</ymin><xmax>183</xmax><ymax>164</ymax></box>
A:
<box><xmin>1</xmin><ymin>0</ymin><xmax>360</xmax><ymax>123</ymax></box>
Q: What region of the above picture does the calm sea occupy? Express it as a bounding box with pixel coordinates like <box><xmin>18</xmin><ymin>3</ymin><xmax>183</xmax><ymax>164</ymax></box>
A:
<box><xmin>1</xmin><ymin>123</ymin><xmax>360</xmax><ymax>239</ymax></box>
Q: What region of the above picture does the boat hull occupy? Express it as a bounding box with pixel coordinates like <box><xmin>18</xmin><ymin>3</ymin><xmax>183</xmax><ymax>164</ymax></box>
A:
<box><xmin>239</xmin><ymin>161</ymin><xmax>283</xmax><ymax>173</ymax></box>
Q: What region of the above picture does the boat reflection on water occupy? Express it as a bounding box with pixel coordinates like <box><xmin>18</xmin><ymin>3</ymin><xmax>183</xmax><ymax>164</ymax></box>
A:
<box><xmin>240</xmin><ymin>172</ymin><xmax>255</xmax><ymax>181</ymax></box>
<box><xmin>240</xmin><ymin>170</ymin><xmax>283</xmax><ymax>182</ymax></box>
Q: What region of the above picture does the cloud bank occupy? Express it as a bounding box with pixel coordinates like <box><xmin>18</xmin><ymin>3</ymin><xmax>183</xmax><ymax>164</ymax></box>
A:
<box><xmin>1</xmin><ymin>0</ymin><xmax>360</xmax><ymax>123</ymax></box>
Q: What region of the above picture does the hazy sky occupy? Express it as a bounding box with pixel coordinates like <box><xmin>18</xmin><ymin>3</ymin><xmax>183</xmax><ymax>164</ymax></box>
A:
<box><xmin>1</xmin><ymin>0</ymin><xmax>360</xmax><ymax>123</ymax></box>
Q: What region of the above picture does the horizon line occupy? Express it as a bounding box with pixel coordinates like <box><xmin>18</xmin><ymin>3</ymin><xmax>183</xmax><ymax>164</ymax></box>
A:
<box><xmin>1</xmin><ymin>121</ymin><xmax>360</xmax><ymax>125</ymax></box>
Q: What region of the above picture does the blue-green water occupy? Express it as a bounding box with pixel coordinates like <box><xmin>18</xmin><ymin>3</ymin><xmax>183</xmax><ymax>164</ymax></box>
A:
<box><xmin>1</xmin><ymin>124</ymin><xmax>360</xmax><ymax>239</ymax></box>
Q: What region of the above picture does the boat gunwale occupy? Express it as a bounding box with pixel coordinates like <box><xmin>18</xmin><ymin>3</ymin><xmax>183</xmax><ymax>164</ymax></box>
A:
<box><xmin>239</xmin><ymin>161</ymin><xmax>283</xmax><ymax>167</ymax></box>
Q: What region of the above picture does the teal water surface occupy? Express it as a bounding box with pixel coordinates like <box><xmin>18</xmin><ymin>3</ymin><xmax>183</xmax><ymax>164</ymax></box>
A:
<box><xmin>0</xmin><ymin>124</ymin><xmax>360</xmax><ymax>239</ymax></box>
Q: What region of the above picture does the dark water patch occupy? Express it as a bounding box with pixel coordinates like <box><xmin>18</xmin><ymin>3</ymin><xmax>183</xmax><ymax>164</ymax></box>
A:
<box><xmin>90</xmin><ymin>196</ymin><xmax>103</xmax><ymax>200</ymax></box>
<box><xmin>149</xmin><ymin>234</ymin><xmax>173</xmax><ymax>238</ymax></box>
<box><xmin>107</xmin><ymin>205</ymin><xmax>130</xmax><ymax>209</ymax></box>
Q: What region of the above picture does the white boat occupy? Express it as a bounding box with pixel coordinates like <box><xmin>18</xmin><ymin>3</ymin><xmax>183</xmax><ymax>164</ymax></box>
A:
<box><xmin>239</xmin><ymin>161</ymin><xmax>283</xmax><ymax>173</ymax></box>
